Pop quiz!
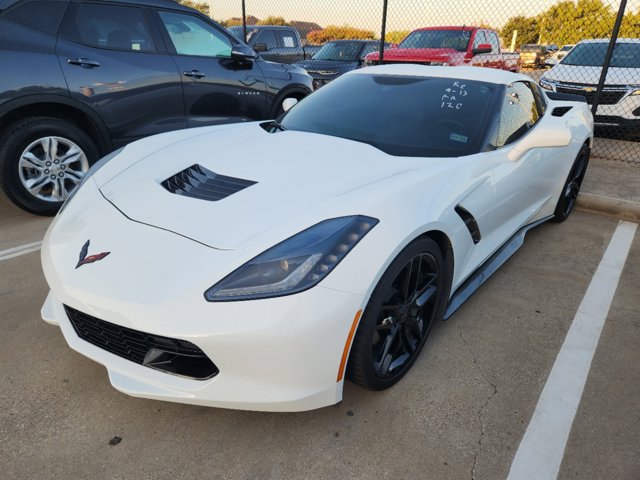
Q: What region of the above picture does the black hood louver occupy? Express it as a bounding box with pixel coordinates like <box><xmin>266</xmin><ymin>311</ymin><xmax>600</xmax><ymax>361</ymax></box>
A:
<box><xmin>161</xmin><ymin>164</ymin><xmax>256</xmax><ymax>201</ymax></box>
<box><xmin>551</xmin><ymin>106</ymin><xmax>573</xmax><ymax>117</ymax></box>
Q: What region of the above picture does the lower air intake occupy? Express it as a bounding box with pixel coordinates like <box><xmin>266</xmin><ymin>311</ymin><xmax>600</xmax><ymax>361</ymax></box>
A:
<box><xmin>64</xmin><ymin>305</ymin><xmax>218</xmax><ymax>380</ymax></box>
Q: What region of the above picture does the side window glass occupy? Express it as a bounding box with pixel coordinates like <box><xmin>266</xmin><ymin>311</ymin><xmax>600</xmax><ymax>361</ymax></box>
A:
<box><xmin>496</xmin><ymin>82</ymin><xmax>541</xmax><ymax>147</ymax></box>
<box><xmin>4</xmin><ymin>0</ymin><xmax>67</xmax><ymax>35</ymax></box>
<box><xmin>158</xmin><ymin>11</ymin><xmax>231</xmax><ymax>57</ymax></box>
<box><xmin>487</xmin><ymin>32</ymin><xmax>500</xmax><ymax>53</ymax></box>
<box><xmin>256</xmin><ymin>30</ymin><xmax>278</xmax><ymax>50</ymax></box>
<box><xmin>531</xmin><ymin>82</ymin><xmax>548</xmax><ymax>115</ymax></box>
<box><xmin>277</xmin><ymin>31</ymin><xmax>297</xmax><ymax>48</ymax></box>
<box><xmin>472</xmin><ymin>31</ymin><xmax>485</xmax><ymax>50</ymax></box>
<box><xmin>59</xmin><ymin>2</ymin><xmax>156</xmax><ymax>52</ymax></box>
<box><xmin>360</xmin><ymin>44</ymin><xmax>378</xmax><ymax>58</ymax></box>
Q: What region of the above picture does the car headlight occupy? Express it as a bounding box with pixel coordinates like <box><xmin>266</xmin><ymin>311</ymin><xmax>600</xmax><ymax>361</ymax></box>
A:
<box><xmin>58</xmin><ymin>147</ymin><xmax>124</xmax><ymax>214</ymax></box>
<box><xmin>540</xmin><ymin>79</ymin><xmax>555</xmax><ymax>91</ymax></box>
<box><xmin>204</xmin><ymin>215</ymin><xmax>379</xmax><ymax>302</ymax></box>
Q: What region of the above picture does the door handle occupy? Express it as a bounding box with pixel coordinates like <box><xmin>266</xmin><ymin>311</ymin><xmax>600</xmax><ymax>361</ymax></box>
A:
<box><xmin>183</xmin><ymin>70</ymin><xmax>206</xmax><ymax>79</ymax></box>
<box><xmin>67</xmin><ymin>58</ymin><xmax>100</xmax><ymax>68</ymax></box>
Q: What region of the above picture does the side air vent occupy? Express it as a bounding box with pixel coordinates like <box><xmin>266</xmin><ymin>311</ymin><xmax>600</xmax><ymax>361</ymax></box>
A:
<box><xmin>455</xmin><ymin>205</ymin><xmax>482</xmax><ymax>244</ymax></box>
<box><xmin>551</xmin><ymin>106</ymin><xmax>573</xmax><ymax>117</ymax></box>
<box><xmin>162</xmin><ymin>164</ymin><xmax>256</xmax><ymax>201</ymax></box>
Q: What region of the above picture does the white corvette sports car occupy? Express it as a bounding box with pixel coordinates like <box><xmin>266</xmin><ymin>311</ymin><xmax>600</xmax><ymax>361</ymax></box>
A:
<box><xmin>41</xmin><ymin>65</ymin><xmax>593</xmax><ymax>412</ymax></box>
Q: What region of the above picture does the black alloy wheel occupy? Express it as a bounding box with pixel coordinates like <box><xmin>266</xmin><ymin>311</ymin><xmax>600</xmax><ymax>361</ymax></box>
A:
<box><xmin>553</xmin><ymin>143</ymin><xmax>590</xmax><ymax>222</ymax></box>
<box><xmin>347</xmin><ymin>237</ymin><xmax>449</xmax><ymax>390</ymax></box>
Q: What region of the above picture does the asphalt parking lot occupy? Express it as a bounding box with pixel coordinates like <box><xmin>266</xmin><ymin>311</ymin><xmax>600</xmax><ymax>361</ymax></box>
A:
<box><xmin>1</xmin><ymin>192</ymin><xmax>639</xmax><ymax>479</ymax></box>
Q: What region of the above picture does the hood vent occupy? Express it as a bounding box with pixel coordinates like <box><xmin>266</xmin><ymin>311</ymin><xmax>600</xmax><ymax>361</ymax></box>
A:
<box><xmin>551</xmin><ymin>106</ymin><xmax>573</xmax><ymax>117</ymax></box>
<box><xmin>161</xmin><ymin>164</ymin><xmax>256</xmax><ymax>201</ymax></box>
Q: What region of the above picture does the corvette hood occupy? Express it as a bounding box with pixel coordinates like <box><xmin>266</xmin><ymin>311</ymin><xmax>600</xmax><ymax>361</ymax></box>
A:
<box><xmin>100</xmin><ymin>124</ymin><xmax>417</xmax><ymax>250</ymax></box>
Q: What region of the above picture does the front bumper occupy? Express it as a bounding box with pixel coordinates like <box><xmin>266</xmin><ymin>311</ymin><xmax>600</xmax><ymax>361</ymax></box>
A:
<box><xmin>41</xmin><ymin>180</ymin><xmax>366</xmax><ymax>412</ymax></box>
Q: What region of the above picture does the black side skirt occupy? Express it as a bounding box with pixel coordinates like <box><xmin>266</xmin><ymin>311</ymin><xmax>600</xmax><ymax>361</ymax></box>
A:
<box><xmin>444</xmin><ymin>215</ymin><xmax>552</xmax><ymax>320</ymax></box>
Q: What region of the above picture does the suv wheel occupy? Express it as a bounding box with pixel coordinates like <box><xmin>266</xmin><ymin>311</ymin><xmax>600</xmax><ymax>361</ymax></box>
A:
<box><xmin>0</xmin><ymin>117</ymin><xmax>99</xmax><ymax>215</ymax></box>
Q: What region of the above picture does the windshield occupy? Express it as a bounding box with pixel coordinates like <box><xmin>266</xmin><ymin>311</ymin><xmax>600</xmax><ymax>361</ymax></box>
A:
<box><xmin>560</xmin><ymin>45</ymin><xmax>573</xmax><ymax>52</ymax></box>
<box><xmin>562</xmin><ymin>42</ymin><xmax>640</xmax><ymax>68</ymax></box>
<box><xmin>398</xmin><ymin>29</ymin><xmax>471</xmax><ymax>52</ymax></box>
<box><xmin>312</xmin><ymin>42</ymin><xmax>362</xmax><ymax>61</ymax></box>
<box><xmin>227</xmin><ymin>26</ymin><xmax>259</xmax><ymax>42</ymax></box>
<box><xmin>279</xmin><ymin>74</ymin><xmax>500</xmax><ymax>157</ymax></box>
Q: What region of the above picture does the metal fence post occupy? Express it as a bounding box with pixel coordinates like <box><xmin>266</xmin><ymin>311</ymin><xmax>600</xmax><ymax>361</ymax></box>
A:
<box><xmin>379</xmin><ymin>0</ymin><xmax>388</xmax><ymax>63</ymax></box>
<box><xmin>591</xmin><ymin>0</ymin><xmax>627</xmax><ymax>116</ymax></box>
<box><xmin>242</xmin><ymin>0</ymin><xmax>247</xmax><ymax>42</ymax></box>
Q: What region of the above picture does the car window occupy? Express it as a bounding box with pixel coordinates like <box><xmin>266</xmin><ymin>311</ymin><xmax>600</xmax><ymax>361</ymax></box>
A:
<box><xmin>562</xmin><ymin>42</ymin><xmax>640</xmax><ymax>68</ymax></box>
<box><xmin>158</xmin><ymin>11</ymin><xmax>231</xmax><ymax>58</ymax></box>
<box><xmin>472</xmin><ymin>31</ymin><xmax>486</xmax><ymax>50</ymax></box>
<box><xmin>280</xmin><ymin>74</ymin><xmax>500</xmax><ymax>158</ymax></box>
<box><xmin>255</xmin><ymin>30</ymin><xmax>278</xmax><ymax>50</ymax></box>
<box><xmin>486</xmin><ymin>31</ymin><xmax>500</xmax><ymax>54</ymax></box>
<box><xmin>3</xmin><ymin>0</ymin><xmax>67</xmax><ymax>35</ymax></box>
<box><xmin>277</xmin><ymin>30</ymin><xmax>297</xmax><ymax>48</ymax></box>
<box><xmin>59</xmin><ymin>2</ymin><xmax>156</xmax><ymax>52</ymax></box>
<box><xmin>496</xmin><ymin>82</ymin><xmax>541</xmax><ymax>147</ymax></box>
<box><xmin>360</xmin><ymin>43</ymin><xmax>379</xmax><ymax>58</ymax></box>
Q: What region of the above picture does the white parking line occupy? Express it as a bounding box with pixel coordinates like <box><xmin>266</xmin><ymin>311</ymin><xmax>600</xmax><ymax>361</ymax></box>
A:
<box><xmin>0</xmin><ymin>241</ymin><xmax>42</xmax><ymax>262</ymax></box>
<box><xmin>506</xmin><ymin>220</ymin><xmax>637</xmax><ymax>480</ymax></box>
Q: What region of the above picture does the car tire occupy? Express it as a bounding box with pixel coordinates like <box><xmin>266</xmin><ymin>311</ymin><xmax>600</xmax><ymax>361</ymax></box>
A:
<box><xmin>552</xmin><ymin>143</ymin><xmax>590</xmax><ymax>222</ymax></box>
<box><xmin>0</xmin><ymin>117</ymin><xmax>99</xmax><ymax>216</ymax></box>
<box><xmin>347</xmin><ymin>237</ymin><xmax>450</xmax><ymax>390</ymax></box>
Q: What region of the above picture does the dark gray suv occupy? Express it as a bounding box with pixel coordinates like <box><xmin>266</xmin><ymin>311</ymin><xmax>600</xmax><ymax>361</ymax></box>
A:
<box><xmin>0</xmin><ymin>0</ymin><xmax>312</xmax><ymax>215</ymax></box>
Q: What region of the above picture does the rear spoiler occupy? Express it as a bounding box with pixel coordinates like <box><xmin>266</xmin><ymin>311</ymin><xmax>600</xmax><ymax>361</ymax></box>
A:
<box><xmin>545</xmin><ymin>91</ymin><xmax>587</xmax><ymax>103</ymax></box>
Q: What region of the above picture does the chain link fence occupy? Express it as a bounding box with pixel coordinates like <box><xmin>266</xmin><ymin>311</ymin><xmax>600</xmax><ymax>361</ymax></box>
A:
<box><xmin>191</xmin><ymin>0</ymin><xmax>639</xmax><ymax>163</ymax></box>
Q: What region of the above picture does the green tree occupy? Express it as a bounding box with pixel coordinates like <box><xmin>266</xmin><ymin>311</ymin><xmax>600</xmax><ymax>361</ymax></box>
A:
<box><xmin>500</xmin><ymin>15</ymin><xmax>539</xmax><ymax>49</ymax></box>
<box><xmin>385</xmin><ymin>30</ymin><xmax>410</xmax><ymax>44</ymax></box>
<box><xmin>176</xmin><ymin>0</ymin><xmax>209</xmax><ymax>17</ymax></box>
<box><xmin>258</xmin><ymin>16</ymin><xmax>289</xmax><ymax>26</ymax></box>
<box><xmin>620</xmin><ymin>10</ymin><xmax>640</xmax><ymax>37</ymax></box>
<box><xmin>307</xmin><ymin>25</ymin><xmax>376</xmax><ymax>44</ymax></box>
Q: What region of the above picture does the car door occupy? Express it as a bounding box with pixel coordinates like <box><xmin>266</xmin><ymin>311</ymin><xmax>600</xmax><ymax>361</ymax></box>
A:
<box><xmin>56</xmin><ymin>1</ymin><xmax>185</xmax><ymax>146</ymax></box>
<box><xmin>488</xmin><ymin>81</ymin><xmax>557</xmax><ymax>247</ymax></box>
<box><xmin>274</xmin><ymin>29</ymin><xmax>300</xmax><ymax>64</ymax></box>
<box><xmin>154</xmin><ymin>10</ymin><xmax>267</xmax><ymax>127</ymax></box>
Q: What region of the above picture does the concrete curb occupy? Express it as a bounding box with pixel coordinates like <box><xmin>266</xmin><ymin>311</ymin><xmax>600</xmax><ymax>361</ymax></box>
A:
<box><xmin>576</xmin><ymin>193</ymin><xmax>640</xmax><ymax>223</ymax></box>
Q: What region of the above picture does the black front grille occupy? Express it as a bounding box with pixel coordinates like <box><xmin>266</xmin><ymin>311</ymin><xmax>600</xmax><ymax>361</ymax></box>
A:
<box><xmin>64</xmin><ymin>305</ymin><xmax>218</xmax><ymax>380</ymax></box>
<box><xmin>161</xmin><ymin>164</ymin><xmax>256</xmax><ymax>201</ymax></box>
<box><xmin>556</xmin><ymin>84</ymin><xmax>627</xmax><ymax>105</ymax></box>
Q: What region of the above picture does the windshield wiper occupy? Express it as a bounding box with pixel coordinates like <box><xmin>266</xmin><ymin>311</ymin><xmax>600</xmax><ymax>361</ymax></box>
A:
<box><xmin>269</xmin><ymin>121</ymin><xmax>287</xmax><ymax>132</ymax></box>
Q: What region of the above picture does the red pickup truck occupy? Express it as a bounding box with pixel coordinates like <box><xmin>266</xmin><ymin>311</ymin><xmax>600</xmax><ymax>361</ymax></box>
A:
<box><xmin>365</xmin><ymin>26</ymin><xmax>519</xmax><ymax>72</ymax></box>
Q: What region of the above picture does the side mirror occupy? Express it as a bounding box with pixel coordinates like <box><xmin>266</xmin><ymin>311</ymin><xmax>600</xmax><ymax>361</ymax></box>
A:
<box><xmin>231</xmin><ymin>44</ymin><xmax>257</xmax><ymax>61</ymax></box>
<box><xmin>472</xmin><ymin>43</ymin><xmax>492</xmax><ymax>55</ymax></box>
<box><xmin>508</xmin><ymin>125</ymin><xmax>572</xmax><ymax>161</ymax></box>
<box><xmin>253</xmin><ymin>43</ymin><xmax>267</xmax><ymax>53</ymax></box>
<box><xmin>282</xmin><ymin>97</ymin><xmax>298</xmax><ymax>112</ymax></box>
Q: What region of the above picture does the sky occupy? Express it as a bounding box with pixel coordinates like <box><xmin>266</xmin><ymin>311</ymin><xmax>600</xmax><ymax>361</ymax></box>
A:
<box><xmin>208</xmin><ymin>0</ymin><xmax>639</xmax><ymax>32</ymax></box>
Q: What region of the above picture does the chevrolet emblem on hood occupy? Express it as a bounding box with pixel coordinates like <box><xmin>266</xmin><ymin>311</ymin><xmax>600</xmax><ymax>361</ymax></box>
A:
<box><xmin>76</xmin><ymin>240</ymin><xmax>110</xmax><ymax>269</ymax></box>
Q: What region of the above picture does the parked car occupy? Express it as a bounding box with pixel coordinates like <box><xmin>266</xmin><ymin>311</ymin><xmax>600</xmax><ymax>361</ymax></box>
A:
<box><xmin>519</xmin><ymin>44</ymin><xmax>549</xmax><ymax>68</ymax></box>
<box><xmin>0</xmin><ymin>0</ymin><xmax>312</xmax><ymax>215</ymax></box>
<box><xmin>227</xmin><ymin>25</ymin><xmax>316</xmax><ymax>64</ymax></box>
<box><xmin>294</xmin><ymin>40</ymin><xmax>384</xmax><ymax>89</ymax></box>
<box><xmin>364</xmin><ymin>27</ymin><xmax>519</xmax><ymax>72</ymax></box>
<box><xmin>540</xmin><ymin>39</ymin><xmax>640</xmax><ymax>129</ymax></box>
<box><xmin>41</xmin><ymin>66</ymin><xmax>592</xmax><ymax>411</ymax></box>
<box><xmin>545</xmin><ymin>44</ymin><xmax>575</xmax><ymax>66</ymax></box>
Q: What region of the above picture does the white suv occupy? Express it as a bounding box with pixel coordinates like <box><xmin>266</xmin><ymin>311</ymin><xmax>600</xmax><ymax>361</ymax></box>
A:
<box><xmin>540</xmin><ymin>39</ymin><xmax>640</xmax><ymax>129</ymax></box>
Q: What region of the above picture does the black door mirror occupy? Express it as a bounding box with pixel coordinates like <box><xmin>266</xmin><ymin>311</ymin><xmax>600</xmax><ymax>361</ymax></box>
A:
<box><xmin>231</xmin><ymin>44</ymin><xmax>258</xmax><ymax>61</ymax></box>
<box><xmin>253</xmin><ymin>43</ymin><xmax>267</xmax><ymax>53</ymax></box>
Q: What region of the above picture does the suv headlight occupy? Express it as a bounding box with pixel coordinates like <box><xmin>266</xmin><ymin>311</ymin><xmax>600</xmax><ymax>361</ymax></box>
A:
<box><xmin>204</xmin><ymin>215</ymin><xmax>378</xmax><ymax>301</ymax></box>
